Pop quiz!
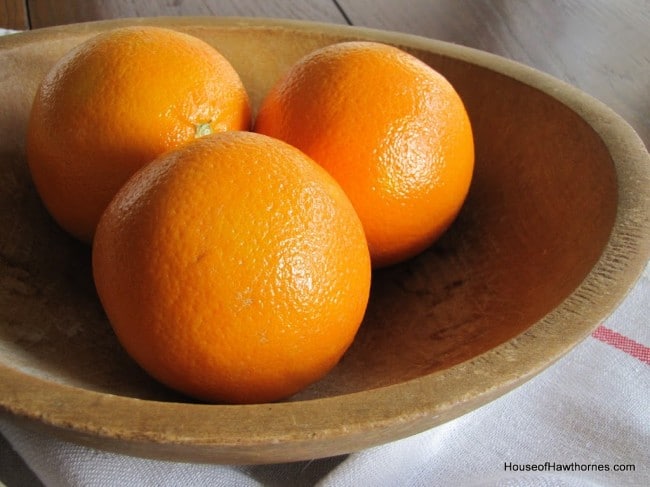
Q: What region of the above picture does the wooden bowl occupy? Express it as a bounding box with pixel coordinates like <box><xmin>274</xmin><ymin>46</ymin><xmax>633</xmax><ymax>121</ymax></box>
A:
<box><xmin>1</xmin><ymin>17</ymin><xmax>649</xmax><ymax>464</ymax></box>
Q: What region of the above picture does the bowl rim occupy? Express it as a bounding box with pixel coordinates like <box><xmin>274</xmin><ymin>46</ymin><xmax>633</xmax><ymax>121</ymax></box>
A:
<box><xmin>1</xmin><ymin>16</ymin><xmax>649</xmax><ymax>463</ymax></box>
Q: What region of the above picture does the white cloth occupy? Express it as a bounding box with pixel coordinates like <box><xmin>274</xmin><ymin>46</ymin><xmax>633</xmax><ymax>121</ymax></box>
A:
<box><xmin>1</xmin><ymin>27</ymin><xmax>648</xmax><ymax>487</ymax></box>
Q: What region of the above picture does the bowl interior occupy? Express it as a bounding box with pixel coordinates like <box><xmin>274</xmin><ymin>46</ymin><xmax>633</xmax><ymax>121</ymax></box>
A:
<box><xmin>0</xmin><ymin>21</ymin><xmax>619</xmax><ymax>404</ymax></box>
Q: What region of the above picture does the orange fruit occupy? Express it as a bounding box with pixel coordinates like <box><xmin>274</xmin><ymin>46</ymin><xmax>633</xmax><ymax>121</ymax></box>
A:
<box><xmin>254</xmin><ymin>41</ymin><xmax>474</xmax><ymax>267</ymax></box>
<box><xmin>26</xmin><ymin>26</ymin><xmax>251</xmax><ymax>242</ymax></box>
<box><xmin>92</xmin><ymin>131</ymin><xmax>371</xmax><ymax>404</ymax></box>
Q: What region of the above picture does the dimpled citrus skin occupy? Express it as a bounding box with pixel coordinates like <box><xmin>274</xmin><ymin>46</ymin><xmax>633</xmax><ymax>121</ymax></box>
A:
<box><xmin>254</xmin><ymin>41</ymin><xmax>474</xmax><ymax>267</ymax></box>
<box><xmin>26</xmin><ymin>26</ymin><xmax>251</xmax><ymax>242</ymax></box>
<box><xmin>92</xmin><ymin>131</ymin><xmax>371</xmax><ymax>404</ymax></box>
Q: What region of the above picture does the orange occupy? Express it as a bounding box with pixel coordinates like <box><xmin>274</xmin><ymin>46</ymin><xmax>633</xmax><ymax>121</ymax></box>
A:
<box><xmin>254</xmin><ymin>41</ymin><xmax>474</xmax><ymax>267</ymax></box>
<box><xmin>92</xmin><ymin>131</ymin><xmax>371</xmax><ymax>404</ymax></box>
<box><xmin>26</xmin><ymin>26</ymin><xmax>251</xmax><ymax>242</ymax></box>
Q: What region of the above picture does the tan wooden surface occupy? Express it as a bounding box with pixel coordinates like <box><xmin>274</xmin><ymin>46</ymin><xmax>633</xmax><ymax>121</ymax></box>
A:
<box><xmin>0</xmin><ymin>0</ymin><xmax>28</xmax><ymax>29</ymax></box>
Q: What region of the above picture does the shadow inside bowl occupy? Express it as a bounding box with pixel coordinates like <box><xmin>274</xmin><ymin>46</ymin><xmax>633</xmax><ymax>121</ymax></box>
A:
<box><xmin>0</xmin><ymin>170</ymin><xmax>188</xmax><ymax>401</ymax></box>
<box><xmin>295</xmin><ymin>52</ymin><xmax>619</xmax><ymax>399</ymax></box>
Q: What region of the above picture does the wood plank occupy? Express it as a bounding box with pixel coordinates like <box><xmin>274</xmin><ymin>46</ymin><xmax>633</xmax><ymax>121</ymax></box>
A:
<box><xmin>26</xmin><ymin>0</ymin><xmax>347</xmax><ymax>29</ymax></box>
<box><xmin>338</xmin><ymin>0</ymin><xmax>650</xmax><ymax>146</ymax></box>
<box><xmin>0</xmin><ymin>0</ymin><xmax>29</xmax><ymax>29</ymax></box>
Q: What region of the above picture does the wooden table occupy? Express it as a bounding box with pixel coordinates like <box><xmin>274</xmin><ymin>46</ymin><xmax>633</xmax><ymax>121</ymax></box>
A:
<box><xmin>0</xmin><ymin>1</ymin><xmax>648</xmax><ymax>485</ymax></box>
<box><xmin>1</xmin><ymin>0</ymin><xmax>648</xmax><ymax>148</ymax></box>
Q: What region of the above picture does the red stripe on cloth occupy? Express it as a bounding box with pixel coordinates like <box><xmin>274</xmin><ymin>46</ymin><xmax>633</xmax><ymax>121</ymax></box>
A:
<box><xmin>592</xmin><ymin>325</ymin><xmax>650</xmax><ymax>365</ymax></box>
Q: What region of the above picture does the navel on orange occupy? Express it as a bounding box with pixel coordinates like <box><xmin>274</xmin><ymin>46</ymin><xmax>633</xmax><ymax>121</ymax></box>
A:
<box><xmin>254</xmin><ymin>41</ymin><xmax>474</xmax><ymax>267</ymax></box>
<box><xmin>26</xmin><ymin>26</ymin><xmax>251</xmax><ymax>242</ymax></box>
<box><xmin>92</xmin><ymin>131</ymin><xmax>371</xmax><ymax>404</ymax></box>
